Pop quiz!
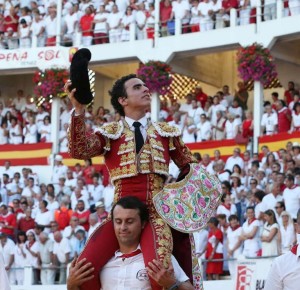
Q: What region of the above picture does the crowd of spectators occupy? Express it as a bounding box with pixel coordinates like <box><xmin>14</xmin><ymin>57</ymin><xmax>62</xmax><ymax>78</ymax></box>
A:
<box><xmin>1</xmin><ymin>80</ymin><xmax>300</xmax><ymax>152</ymax></box>
<box><xmin>0</xmin><ymin>0</ymin><xmax>300</xmax><ymax>49</ymax></box>
<box><xmin>0</xmin><ymin>156</ymin><xmax>114</xmax><ymax>285</ymax></box>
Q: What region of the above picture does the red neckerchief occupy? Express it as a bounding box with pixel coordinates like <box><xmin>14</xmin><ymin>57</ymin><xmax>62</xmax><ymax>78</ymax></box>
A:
<box><xmin>218</xmin><ymin>170</ymin><xmax>226</xmax><ymax>174</ymax></box>
<box><xmin>291</xmin><ymin>244</ymin><xmax>298</xmax><ymax>255</ymax></box>
<box><xmin>223</xmin><ymin>203</ymin><xmax>231</xmax><ymax>210</ymax></box>
<box><xmin>28</xmin><ymin>241</ymin><xmax>35</xmax><ymax>248</ymax></box>
<box><xmin>230</xmin><ymin>225</ymin><xmax>241</xmax><ymax>231</ymax></box>
<box><xmin>248</xmin><ymin>218</ymin><xmax>256</xmax><ymax>225</ymax></box>
<box><xmin>119</xmin><ymin>249</ymin><xmax>142</xmax><ymax>259</ymax></box>
<box><xmin>289</xmin><ymin>185</ymin><xmax>298</xmax><ymax>190</ymax></box>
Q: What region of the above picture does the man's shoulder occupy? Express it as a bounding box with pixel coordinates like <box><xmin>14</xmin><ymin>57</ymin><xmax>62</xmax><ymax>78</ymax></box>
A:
<box><xmin>96</xmin><ymin>121</ymin><xmax>124</xmax><ymax>140</ymax></box>
<box><xmin>152</xmin><ymin>121</ymin><xmax>181</xmax><ymax>137</ymax></box>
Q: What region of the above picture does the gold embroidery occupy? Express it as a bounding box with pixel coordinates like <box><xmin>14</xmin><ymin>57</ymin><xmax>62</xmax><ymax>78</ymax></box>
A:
<box><xmin>98</xmin><ymin>121</ymin><xmax>123</xmax><ymax>139</ymax></box>
<box><xmin>117</xmin><ymin>140</ymin><xmax>134</xmax><ymax>155</ymax></box>
<box><xmin>120</xmin><ymin>152</ymin><xmax>135</xmax><ymax>166</ymax></box>
<box><xmin>110</xmin><ymin>164</ymin><xmax>137</xmax><ymax>182</ymax></box>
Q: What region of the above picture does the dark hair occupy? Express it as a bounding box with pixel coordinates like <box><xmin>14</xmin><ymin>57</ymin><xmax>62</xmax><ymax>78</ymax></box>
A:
<box><xmin>2</xmin><ymin>173</ymin><xmax>9</xmax><ymax>179</ymax></box>
<box><xmin>217</xmin><ymin>214</ymin><xmax>226</xmax><ymax>220</ymax></box>
<box><xmin>264</xmin><ymin>209</ymin><xmax>278</xmax><ymax>225</ymax></box>
<box><xmin>16</xmin><ymin>231</ymin><xmax>27</xmax><ymax>244</ymax></box>
<box><xmin>233</xmin><ymin>164</ymin><xmax>242</xmax><ymax>174</ymax></box>
<box><xmin>251</xmin><ymin>160</ymin><xmax>260</xmax><ymax>169</ymax></box>
<box><xmin>276</xmin><ymin>201</ymin><xmax>285</xmax><ymax>210</ymax></box>
<box><xmin>47</xmin><ymin>184</ymin><xmax>55</xmax><ymax>192</ymax></box>
<box><xmin>208</xmin><ymin>217</ymin><xmax>219</xmax><ymax>227</ymax></box>
<box><xmin>193</xmin><ymin>152</ymin><xmax>201</xmax><ymax>162</ymax></box>
<box><xmin>293</xmin><ymin>102</ymin><xmax>300</xmax><ymax>111</ymax></box>
<box><xmin>111</xmin><ymin>196</ymin><xmax>149</xmax><ymax>223</ymax></box>
<box><xmin>109</xmin><ymin>74</ymin><xmax>137</xmax><ymax>116</ymax></box>
<box><xmin>228</xmin><ymin>214</ymin><xmax>239</xmax><ymax>222</ymax></box>
<box><xmin>222</xmin><ymin>181</ymin><xmax>231</xmax><ymax>191</ymax></box>
<box><xmin>41</xmin><ymin>200</ymin><xmax>48</xmax><ymax>208</ymax></box>
<box><xmin>254</xmin><ymin>190</ymin><xmax>265</xmax><ymax>202</ymax></box>
<box><xmin>271</xmin><ymin>92</ymin><xmax>278</xmax><ymax>98</ymax></box>
<box><xmin>246</xmin><ymin>206</ymin><xmax>255</xmax><ymax>212</ymax></box>
<box><xmin>285</xmin><ymin>174</ymin><xmax>295</xmax><ymax>182</ymax></box>
<box><xmin>220</xmin><ymin>193</ymin><xmax>228</xmax><ymax>203</ymax></box>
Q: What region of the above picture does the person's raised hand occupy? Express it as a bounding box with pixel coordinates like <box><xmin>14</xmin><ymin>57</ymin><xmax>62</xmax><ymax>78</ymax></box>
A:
<box><xmin>67</xmin><ymin>258</ymin><xmax>94</xmax><ymax>290</ymax></box>
<box><xmin>146</xmin><ymin>259</ymin><xmax>177</xmax><ymax>289</ymax></box>
<box><xmin>64</xmin><ymin>80</ymin><xmax>86</xmax><ymax>115</ymax></box>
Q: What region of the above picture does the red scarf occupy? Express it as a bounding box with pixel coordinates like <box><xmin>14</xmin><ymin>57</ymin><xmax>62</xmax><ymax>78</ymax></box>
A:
<box><xmin>248</xmin><ymin>218</ymin><xmax>256</xmax><ymax>225</ymax></box>
<box><xmin>118</xmin><ymin>249</ymin><xmax>142</xmax><ymax>259</ymax></box>
<box><xmin>230</xmin><ymin>225</ymin><xmax>240</xmax><ymax>231</ymax></box>
<box><xmin>291</xmin><ymin>244</ymin><xmax>298</xmax><ymax>255</ymax></box>
<box><xmin>223</xmin><ymin>203</ymin><xmax>231</xmax><ymax>211</ymax></box>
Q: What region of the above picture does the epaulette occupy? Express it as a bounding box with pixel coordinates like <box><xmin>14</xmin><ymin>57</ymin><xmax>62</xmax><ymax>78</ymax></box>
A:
<box><xmin>152</xmin><ymin>122</ymin><xmax>181</xmax><ymax>137</ymax></box>
<box><xmin>96</xmin><ymin>121</ymin><xmax>124</xmax><ymax>140</ymax></box>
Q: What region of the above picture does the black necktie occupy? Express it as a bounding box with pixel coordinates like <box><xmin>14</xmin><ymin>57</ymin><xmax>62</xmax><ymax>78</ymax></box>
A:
<box><xmin>133</xmin><ymin>121</ymin><xmax>144</xmax><ymax>153</ymax></box>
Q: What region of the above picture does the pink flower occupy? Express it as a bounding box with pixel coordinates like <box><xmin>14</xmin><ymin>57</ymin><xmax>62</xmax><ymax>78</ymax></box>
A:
<box><xmin>162</xmin><ymin>204</ymin><xmax>170</xmax><ymax>214</ymax></box>
<box><xmin>204</xmin><ymin>179</ymin><xmax>212</xmax><ymax>189</ymax></box>
<box><xmin>177</xmin><ymin>204</ymin><xmax>185</xmax><ymax>215</ymax></box>
<box><xmin>198</xmin><ymin>197</ymin><xmax>206</xmax><ymax>208</ymax></box>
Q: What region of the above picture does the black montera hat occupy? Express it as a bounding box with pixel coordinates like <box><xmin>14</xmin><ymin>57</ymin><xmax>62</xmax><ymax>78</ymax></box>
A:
<box><xmin>69</xmin><ymin>48</ymin><xmax>94</xmax><ymax>105</ymax></box>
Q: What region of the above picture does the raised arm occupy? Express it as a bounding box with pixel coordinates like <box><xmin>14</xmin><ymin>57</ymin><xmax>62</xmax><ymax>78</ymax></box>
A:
<box><xmin>65</xmin><ymin>81</ymin><xmax>107</xmax><ymax>160</ymax></box>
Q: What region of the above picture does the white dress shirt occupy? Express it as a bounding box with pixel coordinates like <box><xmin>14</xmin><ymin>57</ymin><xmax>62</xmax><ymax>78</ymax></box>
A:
<box><xmin>125</xmin><ymin>116</ymin><xmax>148</xmax><ymax>141</ymax></box>
<box><xmin>265</xmin><ymin>245</ymin><xmax>300</xmax><ymax>290</ymax></box>
<box><xmin>100</xmin><ymin>246</ymin><xmax>189</xmax><ymax>290</ymax></box>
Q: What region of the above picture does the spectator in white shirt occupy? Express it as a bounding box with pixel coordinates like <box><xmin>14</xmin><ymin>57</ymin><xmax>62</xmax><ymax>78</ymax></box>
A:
<box><xmin>93</xmin><ymin>5</ymin><xmax>109</xmax><ymax>44</ymax></box>
<box><xmin>87</xmin><ymin>212</ymin><xmax>100</xmax><ymax>238</ymax></box>
<box><xmin>181</xmin><ymin>116</ymin><xmax>196</xmax><ymax>144</ymax></box>
<box><xmin>264</xmin><ymin>209</ymin><xmax>300</xmax><ymax>290</ymax></box>
<box><xmin>39</xmin><ymin>116</ymin><xmax>51</xmax><ymax>142</ymax></box>
<box><xmin>224</xmin><ymin>113</ymin><xmax>238</xmax><ymax>140</ymax></box>
<box><xmin>283</xmin><ymin>174</ymin><xmax>300</xmax><ymax>220</ymax></box>
<box><xmin>22</xmin><ymin>177</ymin><xmax>40</xmax><ymax>198</ymax></box>
<box><xmin>35</xmin><ymin>200</ymin><xmax>54</xmax><ymax>233</ymax></box>
<box><xmin>51</xmin><ymin>155</ymin><xmax>68</xmax><ymax>186</ymax></box>
<box><xmin>188</xmin><ymin>99</ymin><xmax>204</xmax><ymax>125</ymax></box>
<box><xmin>53</xmin><ymin>231</ymin><xmax>71</xmax><ymax>284</ymax></box>
<box><xmin>226</xmin><ymin>214</ymin><xmax>242</xmax><ymax>279</ymax></box>
<box><xmin>38</xmin><ymin>232</ymin><xmax>56</xmax><ymax>285</ymax></box>
<box><xmin>261</xmin><ymin>104</ymin><xmax>278</xmax><ymax>135</ymax></box>
<box><xmin>23</xmin><ymin>116</ymin><xmax>38</xmax><ymax>144</ymax></box>
<box><xmin>290</xmin><ymin>102</ymin><xmax>300</xmax><ymax>133</ymax></box>
<box><xmin>196</xmin><ymin>113</ymin><xmax>211</xmax><ymax>142</ymax></box>
<box><xmin>87</xmin><ymin>176</ymin><xmax>104</xmax><ymax>207</ymax></box>
<box><xmin>62</xmin><ymin>4</ymin><xmax>78</xmax><ymax>46</ymax></box>
<box><xmin>135</xmin><ymin>2</ymin><xmax>147</xmax><ymax>40</ymax></box>
<box><xmin>261</xmin><ymin>182</ymin><xmax>283</xmax><ymax>213</ymax></box>
<box><xmin>63</xmin><ymin>215</ymin><xmax>85</xmax><ymax>250</ymax></box>
<box><xmin>44</xmin><ymin>8</ymin><xmax>57</xmax><ymax>46</ymax></box>
<box><xmin>279</xmin><ymin>211</ymin><xmax>296</xmax><ymax>254</ymax></box>
<box><xmin>240</xmin><ymin>206</ymin><xmax>260</xmax><ymax>258</ymax></box>
<box><xmin>30</xmin><ymin>10</ymin><xmax>46</xmax><ymax>47</ymax></box>
<box><xmin>0</xmin><ymin>250</ymin><xmax>11</xmax><ymax>290</ymax></box>
<box><xmin>225</xmin><ymin>148</ymin><xmax>244</xmax><ymax>172</ymax></box>
<box><xmin>217</xmin><ymin>194</ymin><xmax>237</xmax><ymax>221</ymax></box>
<box><xmin>120</xmin><ymin>7</ymin><xmax>135</xmax><ymax>41</ymax></box>
<box><xmin>170</xmin><ymin>0</ymin><xmax>190</xmax><ymax>33</ymax></box>
<box><xmin>0</xmin><ymin>232</ymin><xmax>15</xmax><ymax>284</ymax></box>
<box><xmin>107</xmin><ymin>5</ymin><xmax>122</xmax><ymax>43</ymax></box>
<box><xmin>198</xmin><ymin>0</ymin><xmax>214</xmax><ymax>31</ymax></box>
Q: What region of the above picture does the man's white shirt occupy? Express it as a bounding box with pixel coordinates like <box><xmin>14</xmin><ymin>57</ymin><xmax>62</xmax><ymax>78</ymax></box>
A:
<box><xmin>265</xmin><ymin>245</ymin><xmax>300</xmax><ymax>290</ymax></box>
<box><xmin>100</xmin><ymin>246</ymin><xmax>189</xmax><ymax>290</ymax></box>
